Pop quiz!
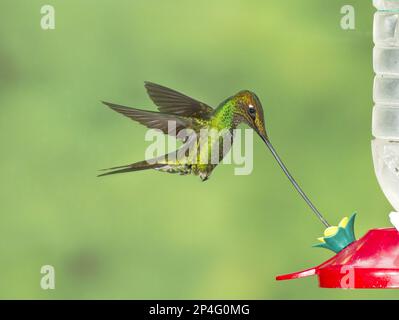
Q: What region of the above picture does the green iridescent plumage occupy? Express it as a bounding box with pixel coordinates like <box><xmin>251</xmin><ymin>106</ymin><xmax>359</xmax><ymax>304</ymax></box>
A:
<box><xmin>100</xmin><ymin>82</ymin><xmax>267</xmax><ymax>181</ymax></box>
<box><xmin>100</xmin><ymin>81</ymin><xmax>332</xmax><ymax>228</ymax></box>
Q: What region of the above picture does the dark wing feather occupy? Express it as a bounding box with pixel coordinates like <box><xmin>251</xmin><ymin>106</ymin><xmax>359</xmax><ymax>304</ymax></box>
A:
<box><xmin>102</xmin><ymin>101</ymin><xmax>195</xmax><ymax>138</ymax></box>
<box><xmin>144</xmin><ymin>81</ymin><xmax>214</xmax><ymax>119</ymax></box>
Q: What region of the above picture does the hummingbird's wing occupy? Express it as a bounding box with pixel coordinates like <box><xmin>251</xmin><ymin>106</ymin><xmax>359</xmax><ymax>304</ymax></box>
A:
<box><xmin>144</xmin><ymin>81</ymin><xmax>214</xmax><ymax>119</ymax></box>
<box><xmin>102</xmin><ymin>101</ymin><xmax>199</xmax><ymax>138</ymax></box>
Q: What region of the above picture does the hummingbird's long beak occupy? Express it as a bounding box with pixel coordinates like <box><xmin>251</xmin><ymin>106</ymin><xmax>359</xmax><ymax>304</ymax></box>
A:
<box><xmin>259</xmin><ymin>134</ymin><xmax>330</xmax><ymax>228</ymax></box>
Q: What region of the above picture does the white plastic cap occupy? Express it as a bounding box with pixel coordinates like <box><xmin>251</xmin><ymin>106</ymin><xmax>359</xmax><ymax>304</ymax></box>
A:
<box><xmin>389</xmin><ymin>212</ymin><xmax>399</xmax><ymax>231</ymax></box>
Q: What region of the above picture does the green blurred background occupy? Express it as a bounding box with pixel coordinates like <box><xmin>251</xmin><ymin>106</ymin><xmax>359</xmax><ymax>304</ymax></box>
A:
<box><xmin>0</xmin><ymin>0</ymin><xmax>396</xmax><ymax>299</ymax></box>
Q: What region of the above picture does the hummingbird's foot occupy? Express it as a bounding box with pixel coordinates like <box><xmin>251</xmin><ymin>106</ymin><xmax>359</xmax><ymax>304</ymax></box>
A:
<box><xmin>313</xmin><ymin>213</ymin><xmax>357</xmax><ymax>253</ymax></box>
<box><xmin>199</xmin><ymin>172</ymin><xmax>209</xmax><ymax>182</ymax></box>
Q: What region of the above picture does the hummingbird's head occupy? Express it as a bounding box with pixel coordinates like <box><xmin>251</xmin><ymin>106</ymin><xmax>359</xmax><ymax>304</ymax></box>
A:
<box><xmin>233</xmin><ymin>90</ymin><xmax>268</xmax><ymax>141</ymax></box>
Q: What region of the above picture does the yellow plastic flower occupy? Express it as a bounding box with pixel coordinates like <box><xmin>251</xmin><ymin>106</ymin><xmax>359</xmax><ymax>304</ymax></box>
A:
<box><xmin>317</xmin><ymin>217</ymin><xmax>349</xmax><ymax>243</ymax></box>
<box><xmin>314</xmin><ymin>213</ymin><xmax>357</xmax><ymax>253</ymax></box>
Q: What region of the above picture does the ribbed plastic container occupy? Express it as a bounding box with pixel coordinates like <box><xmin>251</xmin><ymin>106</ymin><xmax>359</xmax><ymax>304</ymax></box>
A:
<box><xmin>373</xmin><ymin>0</ymin><xmax>399</xmax><ymax>211</ymax></box>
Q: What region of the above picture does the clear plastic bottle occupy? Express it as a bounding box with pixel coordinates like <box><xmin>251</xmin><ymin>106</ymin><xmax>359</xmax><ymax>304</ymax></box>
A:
<box><xmin>373</xmin><ymin>0</ymin><xmax>399</xmax><ymax>213</ymax></box>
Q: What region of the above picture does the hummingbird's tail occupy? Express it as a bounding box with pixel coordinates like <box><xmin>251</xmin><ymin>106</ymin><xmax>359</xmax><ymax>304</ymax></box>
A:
<box><xmin>98</xmin><ymin>160</ymin><xmax>164</xmax><ymax>177</ymax></box>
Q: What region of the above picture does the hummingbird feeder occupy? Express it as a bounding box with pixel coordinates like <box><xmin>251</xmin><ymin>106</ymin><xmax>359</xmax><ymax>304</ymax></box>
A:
<box><xmin>275</xmin><ymin>0</ymin><xmax>399</xmax><ymax>289</ymax></box>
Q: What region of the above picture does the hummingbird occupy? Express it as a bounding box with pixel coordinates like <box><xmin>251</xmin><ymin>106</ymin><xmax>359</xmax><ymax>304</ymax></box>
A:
<box><xmin>100</xmin><ymin>81</ymin><xmax>330</xmax><ymax>227</ymax></box>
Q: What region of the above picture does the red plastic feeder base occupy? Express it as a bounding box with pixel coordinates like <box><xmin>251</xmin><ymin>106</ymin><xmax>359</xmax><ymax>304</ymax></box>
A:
<box><xmin>276</xmin><ymin>228</ymin><xmax>399</xmax><ymax>289</ymax></box>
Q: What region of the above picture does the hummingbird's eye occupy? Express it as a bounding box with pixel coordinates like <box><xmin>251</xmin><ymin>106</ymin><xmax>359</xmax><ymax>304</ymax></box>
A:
<box><xmin>248</xmin><ymin>105</ymin><xmax>256</xmax><ymax>119</ymax></box>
